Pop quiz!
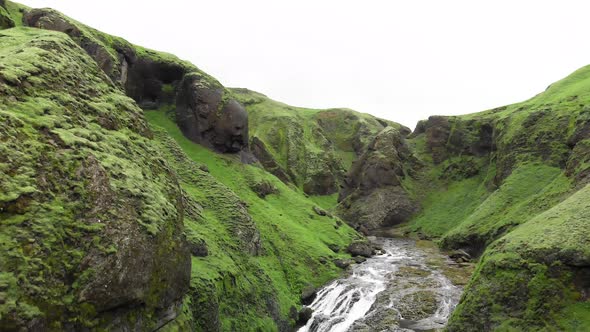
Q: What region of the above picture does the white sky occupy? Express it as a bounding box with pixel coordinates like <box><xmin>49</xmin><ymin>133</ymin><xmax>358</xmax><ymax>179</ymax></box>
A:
<box><xmin>17</xmin><ymin>0</ymin><xmax>590</xmax><ymax>128</ymax></box>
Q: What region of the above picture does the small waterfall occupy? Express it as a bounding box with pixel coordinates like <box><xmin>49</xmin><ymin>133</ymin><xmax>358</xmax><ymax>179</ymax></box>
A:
<box><xmin>299</xmin><ymin>238</ymin><xmax>464</xmax><ymax>332</ymax></box>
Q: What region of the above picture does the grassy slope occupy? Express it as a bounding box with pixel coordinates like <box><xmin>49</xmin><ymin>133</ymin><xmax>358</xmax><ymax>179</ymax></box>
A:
<box><xmin>448</xmin><ymin>184</ymin><xmax>590</xmax><ymax>331</ymax></box>
<box><xmin>403</xmin><ymin>65</ymin><xmax>590</xmax><ymax>330</ymax></box>
<box><xmin>145</xmin><ymin>110</ymin><xmax>359</xmax><ymax>331</ymax></box>
<box><xmin>232</xmin><ymin>88</ymin><xmax>403</xmax><ymax>191</ymax></box>
<box><xmin>1</xmin><ymin>6</ymin><xmax>361</xmax><ymax>329</ymax></box>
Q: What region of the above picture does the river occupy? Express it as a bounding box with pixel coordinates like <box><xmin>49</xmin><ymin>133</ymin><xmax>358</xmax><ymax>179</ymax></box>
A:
<box><xmin>298</xmin><ymin>237</ymin><xmax>467</xmax><ymax>332</ymax></box>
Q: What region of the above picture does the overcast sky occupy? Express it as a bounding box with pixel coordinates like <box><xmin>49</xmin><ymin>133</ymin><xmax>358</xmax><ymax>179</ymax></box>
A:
<box><xmin>18</xmin><ymin>0</ymin><xmax>590</xmax><ymax>128</ymax></box>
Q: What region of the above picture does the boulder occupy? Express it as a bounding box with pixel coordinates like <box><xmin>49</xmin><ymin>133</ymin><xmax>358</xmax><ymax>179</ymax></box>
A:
<box><xmin>301</xmin><ymin>285</ymin><xmax>317</xmax><ymax>305</ymax></box>
<box><xmin>312</xmin><ymin>206</ymin><xmax>328</xmax><ymax>216</ymax></box>
<box><xmin>296</xmin><ymin>307</ymin><xmax>314</xmax><ymax>326</ymax></box>
<box><xmin>250</xmin><ymin>180</ymin><xmax>278</xmax><ymax>198</ymax></box>
<box><xmin>449</xmin><ymin>249</ymin><xmax>472</xmax><ymax>262</ymax></box>
<box><xmin>353</xmin><ymin>256</ymin><xmax>367</xmax><ymax>264</ymax></box>
<box><xmin>175</xmin><ymin>73</ymin><xmax>249</xmax><ymax>153</ymax></box>
<box><xmin>334</xmin><ymin>259</ymin><xmax>354</xmax><ymax>269</ymax></box>
<box><xmin>346</xmin><ymin>242</ymin><xmax>374</xmax><ymax>258</ymax></box>
<box><xmin>189</xmin><ymin>239</ymin><xmax>209</xmax><ymax>257</ymax></box>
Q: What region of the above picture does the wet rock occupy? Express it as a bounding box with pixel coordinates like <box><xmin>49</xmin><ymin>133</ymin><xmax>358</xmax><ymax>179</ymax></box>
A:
<box><xmin>449</xmin><ymin>249</ymin><xmax>471</xmax><ymax>263</ymax></box>
<box><xmin>346</xmin><ymin>242</ymin><xmax>374</xmax><ymax>258</ymax></box>
<box><xmin>301</xmin><ymin>285</ymin><xmax>317</xmax><ymax>305</ymax></box>
<box><xmin>334</xmin><ymin>259</ymin><xmax>354</xmax><ymax>269</ymax></box>
<box><xmin>353</xmin><ymin>256</ymin><xmax>367</xmax><ymax>264</ymax></box>
<box><xmin>296</xmin><ymin>307</ymin><xmax>314</xmax><ymax>326</ymax></box>
<box><xmin>398</xmin><ymin>290</ymin><xmax>438</xmax><ymax>320</ymax></box>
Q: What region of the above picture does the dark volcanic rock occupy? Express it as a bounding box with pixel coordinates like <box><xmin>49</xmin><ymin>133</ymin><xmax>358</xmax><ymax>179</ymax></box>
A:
<box><xmin>338</xmin><ymin>127</ymin><xmax>418</xmax><ymax>231</ymax></box>
<box><xmin>176</xmin><ymin>73</ymin><xmax>249</xmax><ymax>153</ymax></box>
<box><xmin>250</xmin><ymin>180</ymin><xmax>278</xmax><ymax>198</ymax></box>
<box><xmin>24</xmin><ymin>9</ymin><xmax>120</xmax><ymax>81</ymax></box>
<box><xmin>124</xmin><ymin>57</ymin><xmax>185</xmax><ymax>109</ymax></box>
<box><xmin>250</xmin><ymin>136</ymin><xmax>292</xmax><ymax>184</ymax></box>
<box><xmin>334</xmin><ymin>259</ymin><xmax>354</xmax><ymax>269</ymax></box>
<box><xmin>449</xmin><ymin>249</ymin><xmax>471</xmax><ymax>263</ymax></box>
<box><xmin>301</xmin><ymin>285</ymin><xmax>317</xmax><ymax>305</ymax></box>
<box><xmin>189</xmin><ymin>238</ymin><xmax>209</xmax><ymax>257</ymax></box>
<box><xmin>312</xmin><ymin>206</ymin><xmax>329</xmax><ymax>216</ymax></box>
<box><xmin>346</xmin><ymin>242</ymin><xmax>374</xmax><ymax>258</ymax></box>
<box><xmin>297</xmin><ymin>307</ymin><xmax>314</xmax><ymax>326</ymax></box>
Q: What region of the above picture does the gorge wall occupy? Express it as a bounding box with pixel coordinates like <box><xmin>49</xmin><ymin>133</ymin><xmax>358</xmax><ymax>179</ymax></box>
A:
<box><xmin>1</xmin><ymin>1</ymin><xmax>589</xmax><ymax>331</ymax></box>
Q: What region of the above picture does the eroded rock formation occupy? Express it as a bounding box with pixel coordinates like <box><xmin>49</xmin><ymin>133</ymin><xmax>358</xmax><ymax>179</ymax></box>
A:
<box><xmin>176</xmin><ymin>73</ymin><xmax>249</xmax><ymax>153</ymax></box>
<box><xmin>338</xmin><ymin>127</ymin><xmax>418</xmax><ymax>232</ymax></box>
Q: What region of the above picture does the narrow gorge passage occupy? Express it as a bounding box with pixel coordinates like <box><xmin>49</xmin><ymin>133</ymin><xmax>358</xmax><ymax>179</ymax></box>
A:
<box><xmin>299</xmin><ymin>238</ymin><xmax>466</xmax><ymax>332</ymax></box>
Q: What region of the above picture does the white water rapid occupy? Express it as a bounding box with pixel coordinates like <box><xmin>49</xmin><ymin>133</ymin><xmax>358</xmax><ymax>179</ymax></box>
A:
<box><xmin>298</xmin><ymin>238</ymin><xmax>464</xmax><ymax>332</ymax></box>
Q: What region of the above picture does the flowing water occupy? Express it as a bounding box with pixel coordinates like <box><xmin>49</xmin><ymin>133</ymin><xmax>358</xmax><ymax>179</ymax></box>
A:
<box><xmin>299</xmin><ymin>238</ymin><xmax>465</xmax><ymax>332</ymax></box>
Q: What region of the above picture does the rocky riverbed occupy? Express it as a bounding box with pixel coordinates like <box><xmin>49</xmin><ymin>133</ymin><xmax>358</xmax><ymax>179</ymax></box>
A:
<box><xmin>299</xmin><ymin>237</ymin><xmax>473</xmax><ymax>332</ymax></box>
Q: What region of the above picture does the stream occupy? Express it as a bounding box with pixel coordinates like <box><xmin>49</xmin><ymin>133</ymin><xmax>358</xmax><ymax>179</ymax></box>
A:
<box><xmin>298</xmin><ymin>237</ymin><xmax>466</xmax><ymax>332</ymax></box>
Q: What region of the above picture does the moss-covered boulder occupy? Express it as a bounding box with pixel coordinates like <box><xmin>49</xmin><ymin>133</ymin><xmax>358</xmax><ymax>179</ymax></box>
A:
<box><xmin>0</xmin><ymin>28</ymin><xmax>190</xmax><ymax>330</ymax></box>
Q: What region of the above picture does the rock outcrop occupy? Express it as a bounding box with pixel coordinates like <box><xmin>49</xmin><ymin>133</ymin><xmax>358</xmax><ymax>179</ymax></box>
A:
<box><xmin>338</xmin><ymin>127</ymin><xmax>418</xmax><ymax>232</ymax></box>
<box><xmin>176</xmin><ymin>74</ymin><xmax>249</xmax><ymax>153</ymax></box>
<box><xmin>22</xmin><ymin>7</ymin><xmax>251</xmax><ymax>158</ymax></box>
<box><xmin>232</xmin><ymin>88</ymin><xmax>407</xmax><ymax>195</ymax></box>
<box><xmin>0</xmin><ymin>28</ymin><xmax>190</xmax><ymax>330</ymax></box>
<box><xmin>0</xmin><ymin>1</ymin><xmax>15</xmax><ymax>29</ymax></box>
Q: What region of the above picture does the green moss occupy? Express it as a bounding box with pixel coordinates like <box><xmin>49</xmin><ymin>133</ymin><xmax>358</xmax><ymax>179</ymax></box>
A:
<box><xmin>144</xmin><ymin>110</ymin><xmax>359</xmax><ymax>330</ymax></box>
<box><xmin>0</xmin><ymin>27</ymin><xmax>187</xmax><ymax>330</ymax></box>
<box><xmin>231</xmin><ymin>88</ymin><xmax>403</xmax><ymax>194</ymax></box>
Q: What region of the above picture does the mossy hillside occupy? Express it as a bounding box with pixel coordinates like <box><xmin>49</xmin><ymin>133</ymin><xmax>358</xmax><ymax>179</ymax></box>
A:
<box><xmin>0</xmin><ymin>28</ymin><xmax>189</xmax><ymax>330</ymax></box>
<box><xmin>145</xmin><ymin>110</ymin><xmax>360</xmax><ymax>331</ymax></box>
<box><xmin>17</xmin><ymin>3</ymin><xmax>225</xmax><ymax>103</ymax></box>
<box><xmin>232</xmin><ymin>88</ymin><xmax>406</xmax><ymax>194</ymax></box>
<box><xmin>447</xmin><ymin>184</ymin><xmax>590</xmax><ymax>331</ymax></box>
<box><xmin>400</xmin><ymin>65</ymin><xmax>590</xmax><ymax>330</ymax></box>
<box><xmin>404</xmin><ymin>61</ymin><xmax>590</xmax><ymax>245</ymax></box>
<box><xmin>0</xmin><ymin>1</ymin><xmax>27</xmax><ymax>29</ymax></box>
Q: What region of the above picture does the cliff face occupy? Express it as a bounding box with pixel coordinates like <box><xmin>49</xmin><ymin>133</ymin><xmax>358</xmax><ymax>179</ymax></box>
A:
<box><xmin>0</xmin><ymin>27</ymin><xmax>190</xmax><ymax>330</ymax></box>
<box><xmin>1</xmin><ymin>1</ymin><xmax>590</xmax><ymax>330</ymax></box>
<box><xmin>231</xmin><ymin>88</ymin><xmax>409</xmax><ymax>195</ymax></box>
